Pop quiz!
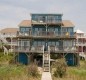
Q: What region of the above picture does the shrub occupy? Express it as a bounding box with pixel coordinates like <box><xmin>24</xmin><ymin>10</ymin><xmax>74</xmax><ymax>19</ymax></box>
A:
<box><xmin>0</xmin><ymin>65</ymin><xmax>28</xmax><ymax>80</ymax></box>
<box><xmin>28</xmin><ymin>63</ymin><xmax>40</xmax><ymax>77</ymax></box>
<box><xmin>52</xmin><ymin>58</ymin><xmax>67</xmax><ymax>78</ymax></box>
<box><xmin>0</xmin><ymin>54</ymin><xmax>14</xmax><ymax>65</ymax></box>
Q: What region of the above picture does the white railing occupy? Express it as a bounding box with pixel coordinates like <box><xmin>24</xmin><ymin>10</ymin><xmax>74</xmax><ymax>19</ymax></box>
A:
<box><xmin>77</xmin><ymin>34</ymin><xmax>86</xmax><ymax>38</ymax></box>
<box><xmin>76</xmin><ymin>42</ymin><xmax>86</xmax><ymax>46</ymax></box>
<box><xmin>0</xmin><ymin>34</ymin><xmax>16</xmax><ymax>37</ymax></box>
<box><xmin>14</xmin><ymin>45</ymin><xmax>44</xmax><ymax>53</ymax></box>
<box><xmin>0</xmin><ymin>34</ymin><xmax>8</xmax><ymax>44</ymax></box>
<box><xmin>17</xmin><ymin>31</ymin><xmax>31</xmax><ymax>36</ymax></box>
<box><xmin>33</xmin><ymin>31</ymin><xmax>75</xmax><ymax>38</ymax></box>
<box><xmin>8</xmin><ymin>42</ymin><xmax>17</xmax><ymax>45</ymax></box>
<box><xmin>31</xmin><ymin>45</ymin><xmax>44</xmax><ymax>53</ymax></box>
<box><xmin>48</xmin><ymin>46</ymin><xmax>77</xmax><ymax>53</ymax></box>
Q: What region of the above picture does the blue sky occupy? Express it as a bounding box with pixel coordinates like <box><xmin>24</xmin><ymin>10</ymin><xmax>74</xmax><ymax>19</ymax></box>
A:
<box><xmin>0</xmin><ymin>0</ymin><xmax>86</xmax><ymax>32</ymax></box>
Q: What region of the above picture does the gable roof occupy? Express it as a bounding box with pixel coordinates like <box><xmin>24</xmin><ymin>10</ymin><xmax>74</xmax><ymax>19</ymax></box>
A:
<box><xmin>0</xmin><ymin>28</ymin><xmax>18</xmax><ymax>34</ymax></box>
<box><xmin>62</xmin><ymin>20</ymin><xmax>75</xmax><ymax>27</ymax></box>
<box><xmin>18</xmin><ymin>20</ymin><xmax>31</xmax><ymax>27</ymax></box>
<box><xmin>18</xmin><ymin>20</ymin><xmax>75</xmax><ymax>27</ymax></box>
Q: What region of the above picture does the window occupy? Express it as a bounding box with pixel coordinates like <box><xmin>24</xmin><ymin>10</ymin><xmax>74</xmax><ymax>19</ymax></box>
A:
<box><xmin>18</xmin><ymin>40</ymin><xmax>30</xmax><ymax>47</ymax></box>
<box><xmin>20</xmin><ymin>27</ymin><xmax>30</xmax><ymax>32</ymax></box>
<box><xmin>39</xmin><ymin>28</ymin><xmax>45</xmax><ymax>31</ymax></box>
<box><xmin>52</xmin><ymin>42</ymin><xmax>55</xmax><ymax>46</ymax></box>
<box><xmin>47</xmin><ymin>16</ymin><xmax>54</xmax><ymax>22</ymax></box>
<box><xmin>67</xmin><ymin>28</ymin><xmax>73</xmax><ymax>32</ymax></box>
<box><xmin>48</xmin><ymin>41</ymin><xmax>55</xmax><ymax>46</ymax></box>
<box><xmin>55</xmin><ymin>28</ymin><xmax>58</xmax><ymax>34</ymax></box>
<box><xmin>33</xmin><ymin>41</ymin><xmax>37</xmax><ymax>47</ymax></box>
<box><xmin>62</xmin><ymin>28</ymin><xmax>67</xmax><ymax>32</ymax></box>
<box><xmin>63</xmin><ymin>40</ymin><xmax>73</xmax><ymax>47</ymax></box>
<box><xmin>35</xmin><ymin>28</ymin><xmax>38</xmax><ymax>31</ymax></box>
<box><xmin>19</xmin><ymin>40</ymin><xmax>21</xmax><ymax>46</ymax></box>
<box><xmin>20</xmin><ymin>27</ymin><xmax>26</xmax><ymax>32</ymax></box>
<box><xmin>39</xmin><ymin>16</ymin><xmax>46</xmax><ymax>22</ymax></box>
<box><xmin>42</xmin><ymin>41</ymin><xmax>45</xmax><ymax>45</ymax></box>
<box><xmin>48</xmin><ymin>42</ymin><xmax>51</xmax><ymax>46</ymax></box>
<box><xmin>38</xmin><ymin>41</ymin><xmax>41</xmax><ymax>46</ymax></box>
<box><xmin>32</xmin><ymin>15</ymin><xmax>38</xmax><ymax>21</ymax></box>
<box><xmin>26</xmin><ymin>28</ymin><xmax>29</xmax><ymax>32</ymax></box>
<box><xmin>56</xmin><ymin>42</ymin><xmax>59</xmax><ymax>46</ymax></box>
<box><xmin>48</xmin><ymin>27</ymin><xmax>54</xmax><ymax>32</ymax></box>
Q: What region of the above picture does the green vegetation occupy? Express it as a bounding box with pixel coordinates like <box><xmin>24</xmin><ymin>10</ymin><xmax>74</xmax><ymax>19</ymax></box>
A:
<box><xmin>28</xmin><ymin>63</ymin><xmax>40</xmax><ymax>77</ymax></box>
<box><xmin>0</xmin><ymin>53</ymin><xmax>13</xmax><ymax>64</ymax></box>
<box><xmin>0</xmin><ymin>65</ymin><xmax>41</xmax><ymax>80</ymax></box>
<box><xmin>52</xmin><ymin>60</ymin><xmax>86</xmax><ymax>80</ymax></box>
<box><xmin>51</xmin><ymin>58</ymin><xmax>67</xmax><ymax>78</ymax></box>
<box><xmin>0</xmin><ymin>52</ymin><xmax>41</xmax><ymax>80</ymax></box>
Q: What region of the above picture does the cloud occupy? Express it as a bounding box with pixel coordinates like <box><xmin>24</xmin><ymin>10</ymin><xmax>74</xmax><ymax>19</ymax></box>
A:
<box><xmin>0</xmin><ymin>4</ymin><xmax>31</xmax><ymax>29</ymax></box>
<box><xmin>0</xmin><ymin>0</ymin><xmax>86</xmax><ymax>32</ymax></box>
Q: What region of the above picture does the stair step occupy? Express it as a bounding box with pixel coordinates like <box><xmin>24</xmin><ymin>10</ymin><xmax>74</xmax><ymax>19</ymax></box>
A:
<box><xmin>44</xmin><ymin>65</ymin><xmax>49</xmax><ymax>67</ymax></box>
<box><xmin>43</xmin><ymin>51</ymin><xmax>50</xmax><ymax>72</ymax></box>
<box><xmin>44</xmin><ymin>67</ymin><xmax>49</xmax><ymax>72</ymax></box>
<box><xmin>44</xmin><ymin>62</ymin><xmax>49</xmax><ymax>64</ymax></box>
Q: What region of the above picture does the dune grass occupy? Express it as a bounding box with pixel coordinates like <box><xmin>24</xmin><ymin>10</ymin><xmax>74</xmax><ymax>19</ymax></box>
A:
<box><xmin>52</xmin><ymin>61</ymin><xmax>86</xmax><ymax>80</ymax></box>
<box><xmin>0</xmin><ymin>52</ymin><xmax>41</xmax><ymax>80</ymax></box>
<box><xmin>0</xmin><ymin>64</ymin><xmax>41</xmax><ymax>80</ymax></box>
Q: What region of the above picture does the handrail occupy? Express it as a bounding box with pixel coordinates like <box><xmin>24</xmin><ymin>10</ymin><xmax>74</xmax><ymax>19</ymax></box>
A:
<box><xmin>17</xmin><ymin>31</ymin><xmax>31</xmax><ymax>36</ymax></box>
<box><xmin>14</xmin><ymin>45</ymin><xmax>44</xmax><ymax>53</ymax></box>
<box><xmin>17</xmin><ymin>31</ymin><xmax>75</xmax><ymax>37</ymax></box>
<box><xmin>49</xmin><ymin>46</ymin><xmax>77</xmax><ymax>52</ymax></box>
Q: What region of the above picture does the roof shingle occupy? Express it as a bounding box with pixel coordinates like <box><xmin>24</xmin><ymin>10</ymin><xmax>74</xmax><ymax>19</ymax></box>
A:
<box><xmin>62</xmin><ymin>20</ymin><xmax>75</xmax><ymax>27</ymax></box>
<box><xmin>0</xmin><ymin>28</ymin><xmax>18</xmax><ymax>33</ymax></box>
<box><xmin>18</xmin><ymin>20</ymin><xmax>31</xmax><ymax>27</ymax></box>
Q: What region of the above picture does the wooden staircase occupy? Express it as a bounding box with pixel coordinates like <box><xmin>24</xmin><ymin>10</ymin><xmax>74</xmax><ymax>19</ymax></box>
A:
<box><xmin>43</xmin><ymin>51</ymin><xmax>50</xmax><ymax>72</ymax></box>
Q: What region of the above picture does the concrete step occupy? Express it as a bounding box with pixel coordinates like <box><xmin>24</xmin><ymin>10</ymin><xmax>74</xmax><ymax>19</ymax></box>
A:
<box><xmin>44</xmin><ymin>67</ymin><xmax>49</xmax><ymax>72</ymax></box>
<box><xmin>41</xmin><ymin>72</ymin><xmax>52</xmax><ymax>80</ymax></box>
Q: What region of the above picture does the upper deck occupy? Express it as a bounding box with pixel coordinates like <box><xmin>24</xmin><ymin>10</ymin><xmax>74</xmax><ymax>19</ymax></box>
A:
<box><xmin>16</xmin><ymin>31</ymin><xmax>76</xmax><ymax>39</ymax></box>
<box><xmin>31</xmin><ymin>13</ymin><xmax>62</xmax><ymax>25</ymax></box>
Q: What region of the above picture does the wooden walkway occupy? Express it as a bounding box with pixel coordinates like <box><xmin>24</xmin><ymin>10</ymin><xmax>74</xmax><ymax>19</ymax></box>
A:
<box><xmin>41</xmin><ymin>72</ymin><xmax>52</xmax><ymax>80</ymax></box>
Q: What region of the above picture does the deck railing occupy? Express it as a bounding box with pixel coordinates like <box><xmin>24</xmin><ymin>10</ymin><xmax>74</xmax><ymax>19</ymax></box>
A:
<box><xmin>14</xmin><ymin>46</ymin><xmax>30</xmax><ymax>52</ymax></box>
<box><xmin>31</xmin><ymin>45</ymin><xmax>44</xmax><ymax>53</ymax></box>
<box><xmin>17</xmin><ymin>31</ymin><xmax>31</xmax><ymax>37</ymax></box>
<box><xmin>17</xmin><ymin>31</ymin><xmax>75</xmax><ymax>38</ymax></box>
<box><xmin>14</xmin><ymin>45</ymin><xmax>44</xmax><ymax>53</ymax></box>
<box><xmin>33</xmin><ymin>31</ymin><xmax>75</xmax><ymax>38</ymax></box>
<box><xmin>48</xmin><ymin>46</ymin><xmax>77</xmax><ymax>53</ymax></box>
<box><xmin>31</xmin><ymin>20</ymin><xmax>61</xmax><ymax>24</ymax></box>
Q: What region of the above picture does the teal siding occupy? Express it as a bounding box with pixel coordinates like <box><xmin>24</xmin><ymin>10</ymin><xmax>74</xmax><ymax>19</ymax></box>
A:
<box><xmin>65</xmin><ymin>53</ymin><xmax>77</xmax><ymax>66</ymax></box>
<box><xmin>16</xmin><ymin>53</ymin><xmax>29</xmax><ymax>65</ymax></box>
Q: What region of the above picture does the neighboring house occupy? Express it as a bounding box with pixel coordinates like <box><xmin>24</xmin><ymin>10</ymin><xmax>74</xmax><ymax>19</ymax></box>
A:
<box><xmin>14</xmin><ymin>13</ymin><xmax>79</xmax><ymax>72</ymax></box>
<box><xmin>0</xmin><ymin>28</ymin><xmax>18</xmax><ymax>52</ymax></box>
<box><xmin>75</xmin><ymin>29</ymin><xmax>86</xmax><ymax>60</ymax></box>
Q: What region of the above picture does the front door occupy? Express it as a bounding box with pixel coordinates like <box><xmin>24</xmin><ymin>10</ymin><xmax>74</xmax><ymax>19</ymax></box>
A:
<box><xmin>45</xmin><ymin>41</ymin><xmax>48</xmax><ymax>51</ymax></box>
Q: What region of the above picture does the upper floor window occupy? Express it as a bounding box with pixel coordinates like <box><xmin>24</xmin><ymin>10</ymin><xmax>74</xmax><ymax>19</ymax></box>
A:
<box><xmin>20</xmin><ymin>27</ymin><xmax>26</xmax><ymax>32</ymax></box>
<box><xmin>62</xmin><ymin>28</ymin><xmax>67</xmax><ymax>32</ymax></box>
<box><xmin>39</xmin><ymin>28</ymin><xmax>46</xmax><ymax>31</ymax></box>
<box><xmin>20</xmin><ymin>27</ymin><xmax>30</xmax><ymax>32</ymax></box>
<box><xmin>68</xmin><ymin>28</ymin><xmax>73</xmax><ymax>32</ymax></box>
<box><xmin>39</xmin><ymin>16</ymin><xmax>46</xmax><ymax>22</ymax></box>
<box><xmin>47</xmin><ymin>16</ymin><xmax>53</xmax><ymax>22</ymax></box>
<box><xmin>18</xmin><ymin>40</ymin><xmax>30</xmax><ymax>46</ymax></box>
